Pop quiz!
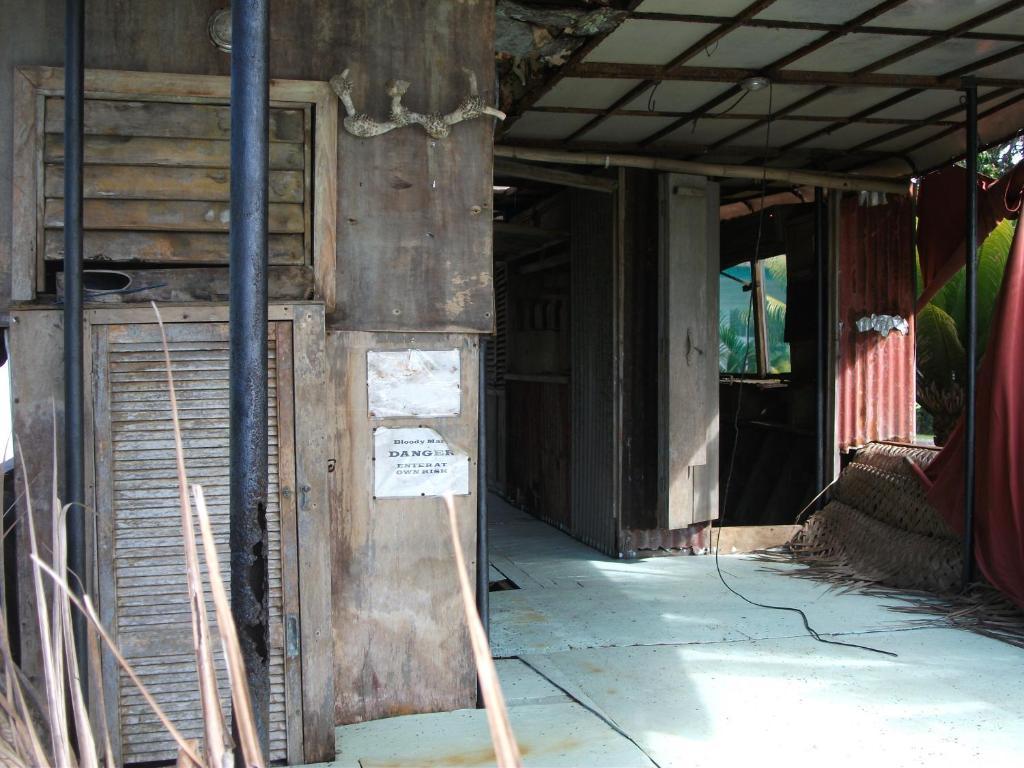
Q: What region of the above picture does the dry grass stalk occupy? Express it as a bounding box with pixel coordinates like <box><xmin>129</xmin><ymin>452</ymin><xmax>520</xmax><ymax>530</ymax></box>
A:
<box><xmin>442</xmin><ymin>493</ymin><xmax>522</xmax><ymax>768</ymax></box>
<box><xmin>0</xmin><ymin>302</ymin><xmax>266</xmax><ymax>767</ymax></box>
<box><xmin>154</xmin><ymin>305</ymin><xmax>229</xmax><ymax>767</ymax></box>
<box><xmin>193</xmin><ymin>487</ymin><xmax>263</xmax><ymax>768</ymax></box>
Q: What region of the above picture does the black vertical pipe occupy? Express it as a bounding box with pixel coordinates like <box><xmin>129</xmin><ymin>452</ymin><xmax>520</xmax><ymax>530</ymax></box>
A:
<box><xmin>962</xmin><ymin>79</ymin><xmax>978</xmax><ymax>591</ymax></box>
<box><xmin>229</xmin><ymin>0</ymin><xmax>270</xmax><ymax>757</ymax></box>
<box><xmin>476</xmin><ymin>339</ymin><xmax>489</xmax><ymax>708</ymax></box>
<box><xmin>63</xmin><ymin>0</ymin><xmax>88</xmax><ymax>692</ymax></box>
<box><xmin>814</xmin><ymin>187</ymin><xmax>827</xmax><ymax>508</ymax></box>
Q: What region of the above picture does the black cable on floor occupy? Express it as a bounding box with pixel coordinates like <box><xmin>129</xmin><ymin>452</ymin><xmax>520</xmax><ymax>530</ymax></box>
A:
<box><xmin>715</xmin><ymin>84</ymin><xmax>897</xmax><ymax>660</ymax></box>
<box><xmin>516</xmin><ymin>656</ymin><xmax>663</xmax><ymax>768</ymax></box>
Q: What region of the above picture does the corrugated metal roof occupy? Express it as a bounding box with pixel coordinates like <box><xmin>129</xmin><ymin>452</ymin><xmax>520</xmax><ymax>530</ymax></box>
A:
<box><xmin>498</xmin><ymin>1</ymin><xmax>1024</xmax><ymax>188</ymax></box>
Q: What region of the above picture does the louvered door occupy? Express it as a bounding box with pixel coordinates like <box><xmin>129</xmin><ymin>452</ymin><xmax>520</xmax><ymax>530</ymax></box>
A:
<box><xmin>92</xmin><ymin>320</ymin><xmax>299</xmax><ymax>765</ymax></box>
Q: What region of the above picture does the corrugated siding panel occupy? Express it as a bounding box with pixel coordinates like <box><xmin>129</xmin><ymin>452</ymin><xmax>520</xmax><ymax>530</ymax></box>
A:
<box><xmin>837</xmin><ymin>197</ymin><xmax>916</xmax><ymax>450</ymax></box>
<box><xmin>101</xmin><ymin>323</ymin><xmax>288</xmax><ymax>764</ymax></box>
<box><xmin>570</xmin><ymin>190</ymin><xmax>618</xmax><ymax>556</ymax></box>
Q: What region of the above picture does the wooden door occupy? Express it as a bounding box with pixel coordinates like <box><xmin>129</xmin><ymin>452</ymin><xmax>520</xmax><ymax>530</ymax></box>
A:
<box><xmin>92</xmin><ymin>320</ymin><xmax>300</xmax><ymax>764</ymax></box>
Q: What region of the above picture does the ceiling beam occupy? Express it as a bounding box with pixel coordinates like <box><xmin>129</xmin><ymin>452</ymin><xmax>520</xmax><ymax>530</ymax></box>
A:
<box><xmin>494</xmin><ymin>144</ymin><xmax>909</xmax><ymax>194</ymax></box>
<box><xmin>569</xmin><ymin>62</ymin><xmax>1024</xmax><ymax>91</ymax></box>
<box><xmin>830</xmin><ymin>87</ymin><xmax>1017</xmax><ymax>158</ymax></box>
<box><xmin>691</xmin><ymin>0</ymin><xmax>1024</xmax><ymax>154</ymax></box>
<box><xmin>772</xmin><ymin>42</ymin><xmax>1024</xmax><ymax>156</ymax></box>
<box><xmin>562</xmin><ymin>0</ymin><xmax>780</xmax><ymax>142</ymax></box>
<box><xmin>630</xmin><ymin>0</ymin><xmax>915</xmax><ymax>148</ymax></box>
<box><xmin>630</xmin><ymin>12</ymin><xmax>1024</xmax><ymax>44</ymax></box>
<box><xmin>530</xmin><ymin>105</ymin><xmax>959</xmax><ymax>127</ymax></box>
<box><xmin>494</xmin><ymin>158</ymin><xmax>618</xmax><ymax>192</ymax></box>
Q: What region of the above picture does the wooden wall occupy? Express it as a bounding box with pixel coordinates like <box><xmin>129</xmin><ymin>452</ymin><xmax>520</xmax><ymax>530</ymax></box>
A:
<box><xmin>2</xmin><ymin>0</ymin><xmax>494</xmax><ymax>730</ymax></box>
<box><xmin>1</xmin><ymin>0</ymin><xmax>496</xmax><ymax>331</ymax></box>
<box><xmin>329</xmin><ymin>332</ymin><xmax>478</xmax><ymax>723</ymax></box>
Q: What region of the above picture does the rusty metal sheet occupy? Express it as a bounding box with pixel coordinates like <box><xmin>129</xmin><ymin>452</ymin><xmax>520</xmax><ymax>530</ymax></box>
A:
<box><xmin>836</xmin><ymin>196</ymin><xmax>916</xmax><ymax>450</ymax></box>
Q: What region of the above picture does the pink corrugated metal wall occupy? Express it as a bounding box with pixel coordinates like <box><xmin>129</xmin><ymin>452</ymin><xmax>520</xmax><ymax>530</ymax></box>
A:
<box><xmin>837</xmin><ymin>196</ymin><xmax>916</xmax><ymax>450</ymax></box>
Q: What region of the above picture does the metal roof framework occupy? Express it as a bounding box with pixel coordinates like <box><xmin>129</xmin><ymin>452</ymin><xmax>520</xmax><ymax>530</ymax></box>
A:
<box><xmin>498</xmin><ymin>0</ymin><xmax>1024</xmax><ymax>197</ymax></box>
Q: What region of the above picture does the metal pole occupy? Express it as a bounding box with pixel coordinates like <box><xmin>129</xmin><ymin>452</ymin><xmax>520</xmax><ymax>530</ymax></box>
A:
<box><xmin>63</xmin><ymin>0</ymin><xmax>88</xmax><ymax>693</ymax></box>
<box><xmin>962</xmin><ymin>78</ymin><xmax>978</xmax><ymax>591</ymax></box>
<box><xmin>476</xmin><ymin>339</ymin><xmax>489</xmax><ymax>708</ymax></box>
<box><xmin>229</xmin><ymin>0</ymin><xmax>270</xmax><ymax>757</ymax></box>
<box><xmin>814</xmin><ymin>188</ymin><xmax>827</xmax><ymax>509</ymax></box>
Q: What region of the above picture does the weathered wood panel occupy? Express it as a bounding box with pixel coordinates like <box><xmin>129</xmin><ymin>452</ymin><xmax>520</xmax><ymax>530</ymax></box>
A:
<box><xmin>45</xmin><ymin>134</ymin><xmax>306</xmax><ymax>170</ymax></box>
<box><xmin>315</xmin><ymin>1</ymin><xmax>496</xmax><ymax>331</ymax></box>
<box><xmin>55</xmin><ymin>265</ymin><xmax>314</xmax><ymax>303</ymax></box>
<box><xmin>44</xmin><ymin>199</ymin><xmax>305</xmax><ymax>233</ymax></box>
<box><xmin>290</xmin><ymin>305</ymin><xmax>334</xmax><ymax>762</ymax></box>
<box><xmin>44</xmin><ymin>230</ymin><xmax>305</xmax><ymax>265</ymax></box>
<box><xmin>45</xmin><ymin>97</ymin><xmax>304</xmax><ymax>142</ymax></box>
<box><xmin>2</xmin><ymin>0</ymin><xmax>491</xmax><ymax>326</ymax></box>
<box><xmin>45</xmin><ymin>165</ymin><xmax>305</xmax><ymax>203</ymax></box>
<box><xmin>657</xmin><ymin>174</ymin><xmax>720</xmax><ymax>529</ymax></box>
<box><xmin>329</xmin><ymin>330</ymin><xmax>477</xmax><ymax>724</ymax></box>
<box><xmin>9</xmin><ymin>309</ymin><xmax>64</xmax><ymax>694</ymax></box>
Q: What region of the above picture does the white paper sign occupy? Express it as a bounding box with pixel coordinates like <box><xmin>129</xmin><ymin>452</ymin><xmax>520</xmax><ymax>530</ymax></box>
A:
<box><xmin>373</xmin><ymin>427</ymin><xmax>470</xmax><ymax>498</ymax></box>
<box><xmin>367</xmin><ymin>349</ymin><xmax>461</xmax><ymax>418</ymax></box>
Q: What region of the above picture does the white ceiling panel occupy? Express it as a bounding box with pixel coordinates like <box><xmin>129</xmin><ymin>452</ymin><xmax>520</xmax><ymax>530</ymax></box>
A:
<box><xmin>535</xmin><ymin>78</ymin><xmax>645</xmax><ymax>110</ymax></box>
<box><xmin>623</xmin><ymin>80</ymin><xmax>732</xmax><ymax>112</ymax></box>
<box><xmin>873</xmin><ymin>89</ymin><xmax>967</xmax><ymax>121</ymax></box>
<box><xmin>873</xmin><ymin>0</ymin><xmax>1013</xmax><ymax>31</ymax></box>
<box><xmin>755</xmin><ymin>0</ymin><xmax>894</xmax><ymax>25</ymax></box>
<box><xmin>798</xmin><ymin>122</ymin><xmax>898</xmax><ymax>150</ymax></box>
<box><xmin>698</xmin><ymin>27</ymin><xmax>822</xmax><ymax>68</ymax></box>
<box><xmin>738</xmin><ymin>119</ymin><xmax>823</xmax><ymax>148</ymax></box>
<box><xmin>871</xmin><ymin>125</ymin><xmax>948</xmax><ymax>154</ymax></box>
<box><xmin>793</xmin><ymin>33</ymin><xmax>922</xmax><ymax>72</ymax></box>
<box><xmin>910</xmin><ymin>96</ymin><xmax>1024</xmax><ymax>171</ymax></box>
<box><xmin>788</xmin><ymin>87</ymin><xmax>906</xmax><ymax>117</ymax></box>
<box><xmin>973</xmin><ymin>6</ymin><xmax>1024</xmax><ymax>33</ymax></box>
<box><xmin>738</xmin><ymin>84</ymin><xmax>821</xmax><ymax>113</ymax></box>
<box><xmin>504</xmin><ymin>112</ymin><xmax>593</xmax><ymax>141</ymax></box>
<box><xmin>637</xmin><ymin>0</ymin><xmax>754</xmax><ymax>14</ymax></box>
<box><xmin>581</xmin><ymin>115</ymin><xmax>681</xmax><ymax>144</ymax></box>
<box><xmin>585</xmin><ymin>19</ymin><xmax>718</xmax><ymax>65</ymax></box>
<box><xmin>972</xmin><ymin>53</ymin><xmax>1024</xmax><ymax>79</ymax></box>
<box><xmin>652</xmin><ymin>117</ymin><xmax>757</xmax><ymax>147</ymax></box>
<box><xmin>878</xmin><ymin>38</ymin><xmax>1018</xmax><ymax>75</ymax></box>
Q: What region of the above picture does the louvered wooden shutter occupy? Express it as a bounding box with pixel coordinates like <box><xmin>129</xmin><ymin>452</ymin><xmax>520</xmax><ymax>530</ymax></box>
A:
<box><xmin>92</xmin><ymin>321</ymin><xmax>298</xmax><ymax>764</ymax></box>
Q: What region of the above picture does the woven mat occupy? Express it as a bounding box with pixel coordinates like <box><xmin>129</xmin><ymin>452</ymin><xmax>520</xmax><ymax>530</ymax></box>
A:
<box><xmin>766</xmin><ymin>442</ymin><xmax>1024</xmax><ymax>648</ymax></box>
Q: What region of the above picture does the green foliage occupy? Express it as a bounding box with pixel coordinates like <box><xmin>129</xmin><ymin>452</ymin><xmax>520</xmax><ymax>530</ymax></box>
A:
<box><xmin>916</xmin><ymin>219</ymin><xmax>1017</xmax><ymax>443</ymax></box>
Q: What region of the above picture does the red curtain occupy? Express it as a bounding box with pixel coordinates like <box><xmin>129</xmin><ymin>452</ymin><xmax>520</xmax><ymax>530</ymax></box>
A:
<box><xmin>915</xmin><ymin>185</ymin><xmax>1024</xmax><ymax>608</ymax></box>
<box><xmin>917</xmin><ymin>163</ymin><xmax>1024</xmax><ymax>310</ymax></box>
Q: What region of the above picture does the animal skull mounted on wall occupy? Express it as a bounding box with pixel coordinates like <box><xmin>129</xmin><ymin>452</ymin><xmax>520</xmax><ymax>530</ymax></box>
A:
<box><xmin>330</xmin><ymin>67</ymin><xmax>506</xmax><ymax>139</ymax></box>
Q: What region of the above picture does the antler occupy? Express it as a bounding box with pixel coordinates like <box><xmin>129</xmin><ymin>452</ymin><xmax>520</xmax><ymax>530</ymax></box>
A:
<box><xmin>330</xmin><ymin>67</ymin><xmax>506</xmax><ymax>139</ymax></box>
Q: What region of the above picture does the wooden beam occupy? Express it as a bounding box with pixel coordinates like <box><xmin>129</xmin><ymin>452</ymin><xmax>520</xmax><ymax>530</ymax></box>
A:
<box><xmin>494</xmin><ymin>145</ymin><xmax>909</xmax><ymax>194</ymax></box>
<box><xmin>530</xmin><ymin>105</ymin><xmax>959</xmax><ymax>127</ymax></box>
<box><xmin>774</xmin><ymin>42</ymin><xmax>1024</xmax><ymax>155</ymax></box>
<box><xmin>570</xmin><ymin>62</ymin><xmax>1024</xmax><ymax>91</ymax></box>
<box><xmin>695</xmin><ymin>2</ymin><xmax>1024</xmax><ymax>154</ymax></box>
<box><xmin>632</xmin><ymin>0</ymin><xmax>913</xmax><ymax>147</ymax></box>
<box><xmin>563</xmin><ymin>0</ymin><xmax>780</xmax><ymax>142</ymax></box>
<box><xmin>494</xmin><ymin>158</ymin><xmax>617</xmax><ymax>192</ymax></box>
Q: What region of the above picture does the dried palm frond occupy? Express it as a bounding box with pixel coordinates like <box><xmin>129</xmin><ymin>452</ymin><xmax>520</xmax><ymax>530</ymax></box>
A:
<box><xmin>758</xmin><ymin>442</ymin><xmax>1024</xmax><ymax>649</ymax></box>
<box><xmin>442</xmin><ymin>493</ymin><xmax>521</xmax><ymax>768</ymax></box>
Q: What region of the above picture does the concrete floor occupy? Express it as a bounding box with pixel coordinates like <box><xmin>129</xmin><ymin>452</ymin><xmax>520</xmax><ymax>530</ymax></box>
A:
<box><xmin>320</xmin><ymin>498</ymin><xmax>1024</xmax><ymax>768</ymax></box>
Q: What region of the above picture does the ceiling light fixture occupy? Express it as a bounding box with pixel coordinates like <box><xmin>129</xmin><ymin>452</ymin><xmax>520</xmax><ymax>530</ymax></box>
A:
<box><xmin>740</xmin><ymin>75</ymin><xmax>770</xmax><ymax>92</ymax></box>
